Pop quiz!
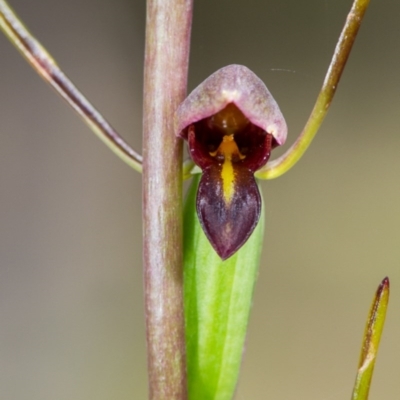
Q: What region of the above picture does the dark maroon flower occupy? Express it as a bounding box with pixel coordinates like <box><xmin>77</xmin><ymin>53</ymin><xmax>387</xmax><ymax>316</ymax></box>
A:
<box><xmin>175</xmin><ymin>65</ymin><xmax>287</xmax><ymax>259</ymax></box>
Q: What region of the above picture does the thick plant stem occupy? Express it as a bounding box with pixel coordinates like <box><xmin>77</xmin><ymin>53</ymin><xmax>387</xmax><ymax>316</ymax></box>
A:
<box><xmin>142</xmin><ymin>1</ymin><xmax>193</xmax><ymax>399</ymax></box>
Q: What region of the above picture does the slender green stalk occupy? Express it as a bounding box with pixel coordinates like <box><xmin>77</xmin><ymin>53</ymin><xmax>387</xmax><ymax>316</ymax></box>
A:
<box><xmin>255</xmin><ymin>0</ymin><xmax>371</xmax><ymax>179</ymax></box>
<box><xmin>0</xmin><ymin>0</ymin><xmax>142</xmax><ymax>172</ymax></box>
<box><xmin>142</xmin><ymin>0</ymin><xmax>193</xmax><ymax>399</ymax></box>
<box><xmin>351</xmin><ymin>278</ymin><xmax>390</xmax><ymax>400</ymax></box>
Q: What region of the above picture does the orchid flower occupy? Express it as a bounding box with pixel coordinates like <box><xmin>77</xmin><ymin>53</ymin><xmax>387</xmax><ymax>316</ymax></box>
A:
<box><xmin>175</xmin><ymin>64</ymin><xmax>287</xmax><ymax>259</ymax></box>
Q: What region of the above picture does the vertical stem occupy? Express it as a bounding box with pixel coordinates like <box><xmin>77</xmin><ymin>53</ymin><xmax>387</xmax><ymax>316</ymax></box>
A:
<box><xmin>142</xmin><ymin>1</ymin><xmax>193</xmax><ymax>399</ymax></box>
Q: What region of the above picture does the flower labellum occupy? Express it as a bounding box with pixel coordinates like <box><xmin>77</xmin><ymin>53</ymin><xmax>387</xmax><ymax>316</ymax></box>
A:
<box><xmin>175</xmin><ymin>65</ymin><xmax>287</xmax><ymax>259</ymax></box>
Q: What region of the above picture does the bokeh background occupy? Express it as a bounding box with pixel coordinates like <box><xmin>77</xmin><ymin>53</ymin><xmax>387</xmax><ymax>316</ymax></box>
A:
<box><xmin>0</xmin><ymin>0</ymin><xmax>399</xmax><ymax>399</ymax></box>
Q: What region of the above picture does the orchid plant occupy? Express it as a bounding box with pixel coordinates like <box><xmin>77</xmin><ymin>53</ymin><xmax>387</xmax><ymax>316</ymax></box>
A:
<box><xmin>0</xmin><ymin>0</ymin><xmax>392</xmax><ymax>399</ymax></box>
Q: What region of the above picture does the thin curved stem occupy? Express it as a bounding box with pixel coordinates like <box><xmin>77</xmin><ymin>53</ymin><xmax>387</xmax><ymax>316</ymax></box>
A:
<box><xmin>0</xmin><ymin>0</ymin><xmax>142</xmax><ymax>172</ymax></box>
<box><xmin>256</xmin><ymin>0</ymin><xmax>371</xmax><ymax>180</ymax></box>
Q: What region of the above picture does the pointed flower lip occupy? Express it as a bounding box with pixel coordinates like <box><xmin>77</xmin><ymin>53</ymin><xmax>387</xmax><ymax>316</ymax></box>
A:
<box><xmin>175</xmin><ymin>64</ymin><xmax>287</xmax><ymax>146</ymax></box>
<box><xmin>175</xmin><ymin>65</ymin><xmax>287</xmax><ymax>259</ymax></box>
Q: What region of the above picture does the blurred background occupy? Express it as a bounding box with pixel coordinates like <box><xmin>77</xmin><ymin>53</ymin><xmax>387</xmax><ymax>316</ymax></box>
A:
<box><xmin>0</xmin><ymin>0</ymin><xmax>399</xmax><ymax>399</ymax></box>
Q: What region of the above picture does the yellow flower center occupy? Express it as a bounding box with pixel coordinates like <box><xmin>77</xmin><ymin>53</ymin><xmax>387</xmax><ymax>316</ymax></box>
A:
<box><xmin>210</xmin><ymin>134</ymin><xmax>245</xmax><ymax>204</ymax></box>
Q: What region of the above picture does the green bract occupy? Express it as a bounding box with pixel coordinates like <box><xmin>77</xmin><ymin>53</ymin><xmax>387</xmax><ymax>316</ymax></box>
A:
<box><xmin>184</xmin><ymin>174</ymin><xmax>265</xmax><ymax>400</ymax></box>
<box><xmin>351</xmin><ymin>278</ymin><xmax>389</xmax><ymax>400</ymax></box>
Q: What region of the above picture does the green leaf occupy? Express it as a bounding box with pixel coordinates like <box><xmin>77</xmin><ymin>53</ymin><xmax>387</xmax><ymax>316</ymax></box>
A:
<box><xmin>183</xmin><ymin>174</ymin><xmax>265</xmax><ymax>400</ymax></box>
<box><xmin>351</xmin><ymin>277</ymin><xmax>390</xmax><ymax>400</ymax></box>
